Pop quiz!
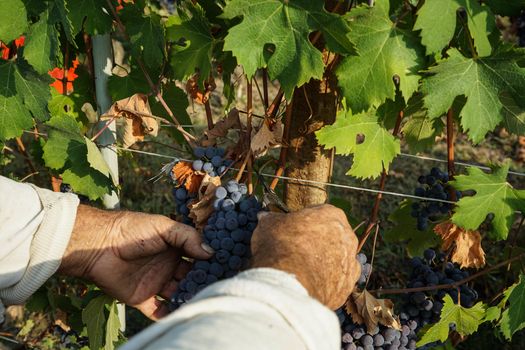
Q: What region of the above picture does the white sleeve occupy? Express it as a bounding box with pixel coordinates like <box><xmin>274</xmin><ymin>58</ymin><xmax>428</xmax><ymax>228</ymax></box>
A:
<box><xmin>121</xmin><ymin>268</ymin><xmax>340</xmax><ymax>350</ymax></box>
<box><xmin>0</xmin><ymin>176</ymin><xmax>79</xmax><ymax>323</ymax></box>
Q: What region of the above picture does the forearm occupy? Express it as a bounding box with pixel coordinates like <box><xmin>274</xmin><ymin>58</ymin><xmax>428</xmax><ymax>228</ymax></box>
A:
<box><xmin>121</xmin><ymin>268</ymin><xmax>340</xmax><ymax>350</ymax></box>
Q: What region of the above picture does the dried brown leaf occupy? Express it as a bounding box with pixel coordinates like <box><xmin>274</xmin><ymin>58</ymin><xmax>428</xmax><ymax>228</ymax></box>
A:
<box><xmin>434</xmin><ymin>221</ymin><xmax>486</xmax><ymax>269</ymax></box>
<box><xmin>102</xmin><ymin>93</ymin><xmax>159</xmax><ymax>148</ymax></box>
<box><xmin>189</xmin><ymin>175</ymin><xmax>221</xmax><ymax>230</ymax></box>
<box><xmin>172</xmin><ymin>161</ymin><xmax>206</xmax><ymax>193</ymax></box>
<box><xmin>344</xmin><ymin>289</ymin><xmax>401</xmax><ymax>333</ymax></box>
<box><xmin>251</xmin><ymin>119</ymin><xmax>283</xmax><ymax>157</ymax></box>
<box><xmin>202</xmin><ymin>108</ymin><xmax>241</xmax><ymax>146</ymax></box>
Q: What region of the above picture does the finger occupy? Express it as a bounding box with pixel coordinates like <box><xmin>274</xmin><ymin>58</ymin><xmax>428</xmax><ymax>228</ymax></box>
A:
<box><xmin>158</xmin><ymin>218</ymin><xmax>214</xmax><ymax>259</ymax></box>
<box><xmin>159</xmin><ymin>279</ymin><xmax>179</xmax><ymax>300</ymax></box>
<box><xmin>135</xmin><ymin>297</ymin><xmax>170</xmax><ymax>321</ymax></box>
<box><xmin>173</xmin><ymin>260</ymin><xmax>193</xmax><ymax>280</ymax></box>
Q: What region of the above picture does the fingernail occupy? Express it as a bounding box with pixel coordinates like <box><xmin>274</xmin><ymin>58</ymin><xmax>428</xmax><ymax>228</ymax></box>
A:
<box><xmin>201</xmin><ymin>242</ymin><xmax>215</xmax><ymax>255</ymax></box>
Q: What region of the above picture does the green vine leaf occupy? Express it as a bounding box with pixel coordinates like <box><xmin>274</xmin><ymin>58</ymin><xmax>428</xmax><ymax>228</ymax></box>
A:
<box><xmin>24</xmin><ymin>9</ymin><xmax>60</xmax><ymax>75</ymax></box>
<box><xmin>108</xmin><ymin>66</ymin><xmax>150</xmax><ymax>101</ymax></box>
<box><xmin>43</xmin><ymin>115</ymin><xmax>112</xmax><ymax>199</ymax></box>
<box><xmin>336</xmin><ymin>0</ymin><xmax>424</xmax><ymax>112</ymax></box>
<box><xmin>421</xmin><ymin>48</ymin><xmax>525</xmax><ymax>143</ymax></box>
<box><xmin>384</xmin><ymin>200</ymin><xmax>441</xmax><ymax>257</ymax></box>
<box><xmin>402</xmin><ymin>94</ymin><xmax>444</xmax><ymax>153</ymax></box>
<box><xmin>0</xmin><ymin>61</ymin><xmax>50</xmax><ymax>141</ymax></box>
<box><xmin>82</xmin><ymin>295</ymin><xmax>113</xmax><ymax>350</ymax></box>
<box><xmin>49</xmin><ymin>0</ymin><xmax>76</xmax><ymax>45</ymax></box>
<box><xmin>0</xmin><ymin>0</ymin><xmax>28</xmax><ymax>43</ymax></box>
<box><xmin>166</xmin><ymin>4</ymin><xmax>214</xmax><ymax>87</ymax></box>
<box><xmin>104</xmin><ymin>300</ymin><xmax>121</xmax><ymax>350</ymax></box>
<box><xmin>68</xmin><ymin>0</ymin><xmax>114</xmax><ymax>35</ymax></box>
<box><xmin>500</xmin><ymin>91</ymin><xmax>525</xmax><ymax>135</ymax></box>
<box><xmin>120</xmin><ymin>5</ymin><xmax>164</xmax><ymax>69</ymax></box>
<box><xmin>414</xmin><ymin>0</ymin><xmax>495</xmax><ymax>57</ymax></box>
<box><xmin>418</xmin><ymin>295</ymin><xmax>486</xmax><ymax>347</ymax></box>
<box><xmin>450</xmin><ymin>164</ymin><xmax>525</xmax><ymax>240</ymax></box>
<box><xmin>500</xmin><ymin>274</ymin><xmax>525</xmax><ymax>340</ymax></box>
<box><xmin>316</xmin><ymin>108</ymin><xmax>400</xmax><ymax>179</ymax></box>
<box><xmin>222</xmin><ymin>0</ymin><xmax>354</xmax><ymax>98</ymax></box>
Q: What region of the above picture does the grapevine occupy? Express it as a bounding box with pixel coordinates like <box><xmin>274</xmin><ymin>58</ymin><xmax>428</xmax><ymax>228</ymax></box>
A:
<box><xmin>0</xmin><ymin>0</ymin><xmax>524</xmax><ymax>349</ymax></box>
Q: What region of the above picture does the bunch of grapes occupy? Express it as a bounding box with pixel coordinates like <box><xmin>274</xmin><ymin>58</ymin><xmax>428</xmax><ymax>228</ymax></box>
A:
<box><xmin>410</xmin><ymin>167</ymin><xmax>460</xmax><ymax>231</ymax></box>
<box><xmin>192</xmin><ymin>146</ymin><xmax>233</xmax><ymax>177</ymax></box>
<box><xmin>357</xmin><ymin>253</ymin><xmax>372</xmax><ymax>285</ymax></box>
<box><xmin>399</xmin><ymin>249</ymin><xmax>478</xmax><ymax>330</ymax></box>
<box><xmin>337</xmin><ymin>308</ymin><xmax>419</xmax><ymax>350</ymax></box>
<box><xmin>172</xmin><ymin>186</ymin><xmax>196</xmax><ymax>226</ymax></box>
<box><xmin>170</xmin><ymin>179</ymin><xmax>263</xmax><ymax>309</ymax></box>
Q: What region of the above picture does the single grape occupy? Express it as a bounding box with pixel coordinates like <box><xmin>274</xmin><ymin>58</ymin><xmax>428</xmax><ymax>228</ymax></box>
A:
<box><xmin>215</xmin><ymin>186</ymin><xmax>228</xmax><ymax>199</ymax></box>
<box><xmin>211</xmin><ymin>155</ymin><xmax>223</xmax><ymax>167</ymax></box>
<box><xmin>192</xmin><ymin>160</ymin><xmax>204</xmax><ymax>171</ymax></box>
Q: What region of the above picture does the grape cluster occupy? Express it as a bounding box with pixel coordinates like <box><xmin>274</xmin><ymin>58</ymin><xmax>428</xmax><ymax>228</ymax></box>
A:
<box><xmin>410</xmin><ymin>167</ymin><xmax>460</xmax><ymax>231</ymax></box>
<box><xmin>357</xmin><ymin>253</ymin><xmax>372</xmax><ymax>285</ymax></box>
<box><xmin>172</xmin><ymin>186</ymin><xmax>196</xmax><ymax>226</ymax></box>
<box><xmin>400</xmin><ymin>249</ymin><xmax>478</xmax><ymax>330</ymax></box>
<box><xmin>170</xmin><ymin>180</ymin><xmax>262</xmax><ymax>309</ymax></box>
<box><xmin>337</xmin><ymin>309</ymin><xmax>419</xmax><ymax>350</ymax></box>
<box><xmin>192</xmin><ymin>146</ymin><xmax>233</xmax><ymax>177</ymax></box>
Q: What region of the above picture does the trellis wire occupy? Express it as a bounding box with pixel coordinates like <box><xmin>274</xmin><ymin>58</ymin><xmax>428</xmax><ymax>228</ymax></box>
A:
<box><xmin>149</xmin><ymin>126</ymin><xmax>525</xmax><ymax>178</ymax></box>
<box><xmin>399</xmin><ymin>153</ymin><xmax>525</xmax><ymax>178</ymax></box>
<box><xmin>114</xmin><ymin>146</ymin><xmax>457</xmax><ymax>204</ymax></box>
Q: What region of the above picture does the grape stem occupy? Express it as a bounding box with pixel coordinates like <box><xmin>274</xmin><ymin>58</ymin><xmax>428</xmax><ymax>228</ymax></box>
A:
<box><xmin>357</xmin><ymin>109</ymin><xmax>404</xmax><ymax>252</ymax></box>
<box><xmin>262</xmin><ymin>68</ymin><xmax>269</xmax><ymax>109</ymax></box>
<box><xmin>270</xmin><ymin>93</ymin><xmax>291</xmax><ymax>191</ymax></box>
<box><xmin>104</xmin><ymin>0</ymin><xmax>196</xmax><ymax>145</ymax></box>
<box><xmin>369</xmin><ymin>252</ymin><xmax>525</xmax><ymax>296</ymax></box>
<box><xmin>203</xmin><ymin>76</ymin><xmax>215</xmax><ymax>130</ymax></box>
<box><xmin>446</xmin><ymin>108</ymin><xmax>457</xmax><ymax>201</ymax></box>
<box><xmin>246</xmin><ymin>78</ymin><xmax>254</xmax><ymax>194</ymax></box>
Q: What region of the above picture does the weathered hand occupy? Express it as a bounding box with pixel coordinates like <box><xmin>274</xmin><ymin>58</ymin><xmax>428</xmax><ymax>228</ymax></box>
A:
<box><xmin>250</xmin><ymin>204</ymin><xmax>360</xmax><ymax>309</ymax></box>
<box><xmin>59</xmin><ymin>205</ymin><xmax>214</xmax><ymax>320</ymax></box>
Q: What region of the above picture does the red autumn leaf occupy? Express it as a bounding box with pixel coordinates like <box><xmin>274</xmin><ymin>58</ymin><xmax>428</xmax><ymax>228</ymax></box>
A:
<box><xmin>0</xmin><ymin>35</ymin><xmax>25</xmax><ymax>60</ymax></box>
<box><xmin>48</xmin><ymin>58</ymin><xmax>80</xmax><ymax>94</ymax></box>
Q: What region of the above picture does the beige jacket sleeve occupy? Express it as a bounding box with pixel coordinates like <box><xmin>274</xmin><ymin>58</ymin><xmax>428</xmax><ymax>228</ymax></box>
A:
<box><xmin>0</xmin><ymin>176</ymin><xmax>79</xmax><ymax>323</ymax></box>
<box><xmin>121</xmin><ymin>268</ymin><xmax>341</xmax><ymax>350</ymax></box>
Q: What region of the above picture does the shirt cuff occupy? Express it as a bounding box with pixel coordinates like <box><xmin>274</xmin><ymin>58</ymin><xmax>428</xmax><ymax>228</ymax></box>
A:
<box><xmin>0</xmin><ymin>186</ymin><xmax>79</xmax><ymax>305</ymax></box>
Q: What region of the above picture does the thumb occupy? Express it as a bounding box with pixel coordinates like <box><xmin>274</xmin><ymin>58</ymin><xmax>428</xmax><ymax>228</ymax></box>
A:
<box><xmin>160</xmin><ymin>219</ymin><xmax>214</xmax><ymax>259</ymax></box>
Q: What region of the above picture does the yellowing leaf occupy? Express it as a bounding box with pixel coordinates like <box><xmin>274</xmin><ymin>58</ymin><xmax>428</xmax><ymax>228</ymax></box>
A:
<box><xmin>102</xmin><ymin>93</ymin><xmax>159</xmax><ymax>148</ymax></box>
<box><xmin>345</xmin><ymin>289</ymin><xmax>401</xmax><ymax>333</ymax></box>
<box><xmin>434</xmin><ymin>221</ymin><xmax>486</xmax><ymax>269</ymax></box>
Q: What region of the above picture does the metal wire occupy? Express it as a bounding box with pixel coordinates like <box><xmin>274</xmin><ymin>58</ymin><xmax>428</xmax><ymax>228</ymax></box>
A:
<box><xmin>115</xmin><ymin>146</ymin><xmax>456</xmax><ymax>204</ymax></box>
<box><xmin>399</xmin><ymin>153</ymin><xmax>525</xmax><ymax>178</ymax></box>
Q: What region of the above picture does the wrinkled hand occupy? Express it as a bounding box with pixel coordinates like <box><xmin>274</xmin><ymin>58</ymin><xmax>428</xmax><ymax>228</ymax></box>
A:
<box><xmin>59</xmin><ymin>205</ymin><xmax>214</xmax><ymax>320</ymax></box>
<box><xmin>250</xmin><ymin>204</ymin><xmax>360</xmax><ymax>309</ymax></box>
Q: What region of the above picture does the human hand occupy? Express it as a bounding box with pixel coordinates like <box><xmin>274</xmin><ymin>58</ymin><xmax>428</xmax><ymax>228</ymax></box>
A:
<box><xmin>59</xmin><ymin>205</ymin><xmax>214</xmax><ymax>320</ymax></box>
<box><xmin>250</xmin><ymin>204</ymin><xmax>360</xmax><ymax>309</ymax></box>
